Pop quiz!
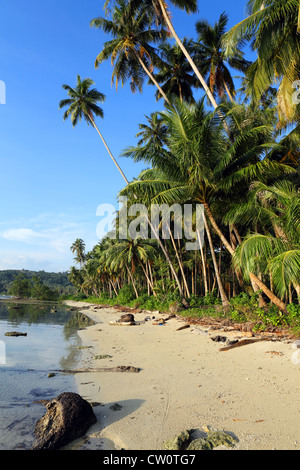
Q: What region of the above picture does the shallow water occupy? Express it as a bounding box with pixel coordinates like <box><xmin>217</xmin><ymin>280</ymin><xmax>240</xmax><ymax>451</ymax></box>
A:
<box><xmin>0</xmin><ymin>300</ymin><xmax>90</xmax><ymax>450</ymax></box>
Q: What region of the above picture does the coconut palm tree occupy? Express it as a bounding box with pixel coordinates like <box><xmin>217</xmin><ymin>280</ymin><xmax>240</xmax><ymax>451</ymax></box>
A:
<box><xmin>103</xmin><ymin>236</ymin><xmax>158</xmax><ymax>297</ymax></box>
<box><xmin>103</xmin><ymin>0</ymin><xmax>221</xmax><ymax>109</ymax></box>
<box><xmin>60</xmin><ymin>75</ymin><xmax>184</xmax><ymax>295</ymax></box>
<box><xmin>135</xmin><ymin>112</ymin><xmax>168</xmax><ymax>148</ymax></box>
<box><xmin>195</xmin><ymin>12</ymin><xmax>251</xmax><ymax>103</ymax></box>
<box><xmin>70</xmin><ymin>239</ymin><xmax>87</xmax><ymax>268</ymax></box>
<box><xmin>121</xmin><ymin>98</ymin><xmax>293</xmax><ymax>312</ymax></box>
<box><xmin>150</xmin><ymin>38</ymin><xmax>198</xmax><ymax>102</ymax></box>
<box><xmin>59</xmin><ymin>75</ymin><xmax>129</xmax><ymax>183</ymax></box>
<box><xmin>91</xmin><ymin>0</ymin><xmax>171</xmax><ymax>104</ymax></box>
<box><xmin>222</xmin><ymin>0</ymin><xmax>300</xmax><ymax>125</ymax></box>
<box><xmin>68</xmin><ymin>266</ymin><xmax>86</xmax><ymax>295</ymax></box>
<box><xmin>233</xmin><ymin>180</ymin><xmax>300</xmax><ymax>304</ymax></box>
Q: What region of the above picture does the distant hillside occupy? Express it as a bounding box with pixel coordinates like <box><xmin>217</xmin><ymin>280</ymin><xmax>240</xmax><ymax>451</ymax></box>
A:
<box><xmin>0</xmin><ymin>270</ymin><xmax>75</xmax><ymax>296</ymax></box>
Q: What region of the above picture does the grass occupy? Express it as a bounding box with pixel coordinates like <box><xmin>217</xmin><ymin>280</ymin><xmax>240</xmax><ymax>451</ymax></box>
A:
<box><xmin>61</xmin><ymin>288</ymin><xmax>300</xmax><ymax>336</ymax></box>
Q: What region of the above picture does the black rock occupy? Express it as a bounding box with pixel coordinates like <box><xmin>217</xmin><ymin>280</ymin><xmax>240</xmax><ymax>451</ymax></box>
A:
<box><xmin>211</xmin><ymin>335</ymin><xmax>227</xmax><ymax>342</ymax></box>
<box><xmin>118</xmin><ymin>314</ymin><xmax>135</xmax><ymax>323</ymax></box>
<box><xmin>31</xmin><ymin>392</ymin><xmax>97</xmax><ymax>450</ymax></box>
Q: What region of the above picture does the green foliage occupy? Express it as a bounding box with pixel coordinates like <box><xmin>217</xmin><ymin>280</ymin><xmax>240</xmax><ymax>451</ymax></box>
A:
<box><xmin>114</xmin><ymin>285</ymin><xmax>136</xmax><ymax>304</ymax></box>
<box><xmin>0</xmin><ymin>270</ymin><xmax>74</xmax><ymax>296</ymax></box>
<box><xmin>8</xmin><ymin>273</ymin><xmax>60</xmax><ymax>301</ymax></box>
<box><xmin>9</xmin><ymin>274</ymin><xmax>32</xmax><ymax>298</ymax></box>
<box><xmin>62</xmin><ymin>0</ymin><xmax>300</xmax><ymax>332</ymax></box>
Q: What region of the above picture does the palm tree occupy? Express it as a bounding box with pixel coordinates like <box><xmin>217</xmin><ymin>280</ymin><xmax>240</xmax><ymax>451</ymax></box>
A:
<box><xmin>104</xmin><ymin>0</ymin><xmax>221</xmax><ymax>109</ymax></box>
<box><xmin>59</xmin><ymin>74</ymin><xmax>129</xmax><ymax>184</ymax></box>
<box><xmin>222</xmin><ymin>0</ymin><xmax>300</xmax><ymax>125</ymax></box>
<box><xmin>121</xmin><ymin>98</ymin><xmax>293</xmax><ymax>312</ymax></box>
<box><xmin>91</xmin><ymin>0</ymin><xmax>171</xmax><ymax>104</ymax></box>
<box><xmin>233</xmin><ymin>180</ymin><xmax>300</xmax><ymax>305</ymax></box>
<box><xmin>135</xmin><ymin>112</ymin><xmax>168</xmax><ymax>148</ymax></box>
<box><xmin>150</xmin><ymin>38</ymin><xmax>198</xmax><ymax>102</ymax></box>
<box><xmin>70</xmin><ymin>238</ymin><xmax>87</xmax><ymax>268</ymax></box>
<box><xmin>195</xmin><ymin>12</ymin><xmax>251</xmax><ymax>103</ymax></box>
<box><xmin>103</xmin><ymin>236</ymin><xmax>158</xmax><ymax>297</ymax></box>
<box><xmin>68</xmin><ymin>266</ymin><xmax>86</xmax><ymax>295</ymax></box>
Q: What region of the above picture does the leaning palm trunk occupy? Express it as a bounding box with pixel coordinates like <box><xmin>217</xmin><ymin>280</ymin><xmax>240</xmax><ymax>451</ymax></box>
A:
<box><xmin>157</xmin><ymin>0</ymin><xmax>218</xmax><ymax>109</ymax></box>
<box><xmin>89</xmin><ymin>111</ymin><xmax>184</xmax><ymax>296</ymax></box>
<box><xmin>203</xmin><ymin>203</ymin><xmax>287</xmax><ymax>312</ymax></box>
<box><xmin>203</xmin><ymin>213</ymin><xmax>230</xmax><ymax>311</ymax></box>
<box><xmin>197</xmin><ymin>228</ymin><xmax>208</xmax><ymax>295</ymax></box>
<box><xmin>125</xmin><ymin>264</ymin><xmax>139</xmax><ymax>298</ymax></box>
<box><xmin>149</xmin><ymin>215</ymin><xmax>184</xmax><ymax>296</ymax></box>
<box><xmin>293</xmin><ymin>282</ymin><xmax>300</xmax><ymax>304</ymax></box>
<box><xmin>137</xmin><ymin>258</ymin><xmax>157</xmax><ymax>297</ymax></box>
<box><xmin>88</xmin><ymin>115</ymin><xmax>130</xmax><ymax>184</ymax></box>
<box><xmin>134</xmin><ymin>51</ymin><xmax>171</xmax><ymax>105</ymax></box>
<box><xmin>250</xmin><ymin>275</ymin><xmax>267</xmax><ymax>307</ymax></box>
<box><xmin>249</xmin><ymin>272</ymin><xmax>288</xmax><ymax>314</ymax></box>
<box><xmin>167</xmin><ymin>223</ymin><xmax>190</xmax><ymax>298</ymax></box>
<box><xmin>223</xmin><ymin>80</ymin><xmax>234</xmax><ymax>103</ymax></box>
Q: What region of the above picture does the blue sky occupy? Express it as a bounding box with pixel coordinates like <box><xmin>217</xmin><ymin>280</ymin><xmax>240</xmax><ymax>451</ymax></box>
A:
<box><xmin>0</xmin><ymin>0</ymin><xmax>252</xmax><ymax>273</ymax></box>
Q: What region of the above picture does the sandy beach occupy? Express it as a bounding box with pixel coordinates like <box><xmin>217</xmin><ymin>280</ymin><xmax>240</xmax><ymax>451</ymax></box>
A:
<box><xmin>63</xmin><ymin>300</ymin><xmax>300</xmax><ymax>451</ymax></box>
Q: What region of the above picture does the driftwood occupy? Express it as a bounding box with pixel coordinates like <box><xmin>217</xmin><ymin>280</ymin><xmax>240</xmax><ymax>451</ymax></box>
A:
<box><xmin>219</xmin><ymin>338</ymin><xmax>267</xmax><ymax>351</ymax></box>
<box><xmin>176</xmin><ymin>324</ymin><xmax>190</xmax><ymax>331</ymax></box>
<box><xmin>5</xmin><ymin>331</ymin><xmax>27</xmax><ymax>337</ymax></box>
<box><xmin>53</xmin><ymin>365</ymin><xmax>141</xmax><ymax>373</ymax></box>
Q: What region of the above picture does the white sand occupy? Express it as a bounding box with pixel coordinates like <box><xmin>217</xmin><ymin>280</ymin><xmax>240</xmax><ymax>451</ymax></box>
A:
<box><xmin>63</xmin><ymin>301</ymin><xmax>300</xmax><ymax>451</ymax></box>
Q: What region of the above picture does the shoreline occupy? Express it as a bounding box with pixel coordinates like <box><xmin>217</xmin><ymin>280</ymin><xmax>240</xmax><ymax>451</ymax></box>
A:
<box><xmin>63</xmin><ymin>300</ymin><xmax>300</xmax><ymax>451</ymax></box>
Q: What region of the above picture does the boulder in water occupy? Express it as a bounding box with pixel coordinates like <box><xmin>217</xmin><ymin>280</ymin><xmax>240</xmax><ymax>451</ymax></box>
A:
<box><xmin>31</xmin><ymin>392</ymin><xmax>97</xmax><ymax>450</ymax></box>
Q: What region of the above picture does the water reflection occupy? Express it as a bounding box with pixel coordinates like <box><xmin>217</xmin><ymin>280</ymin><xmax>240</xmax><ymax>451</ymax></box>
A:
<box><xmin>0</xmin><ymin>300</ymin><xmax>94</xmax><ymax>450</ymax></box>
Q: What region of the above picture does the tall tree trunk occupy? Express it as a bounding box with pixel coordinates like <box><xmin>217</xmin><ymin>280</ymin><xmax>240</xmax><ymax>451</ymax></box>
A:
<box><xmin>203</xmin><ymin>213</ymin><xmax>230</xmax><ymax>311</ymax></box>
<box><xmin>89</xmin><ymin>112</ymin><xmax>184</xmax><ymax>297</ymax></box>
<box><xmin>223</xmin><ymin>79</ymin><xmax>234</xmax><ymax>103</ymax></box>
<box><xmin>89</xmin><ymin>116</ymin><xmax>130</xmax><ymax>184</ymax></box>
<box><xmin>148</xmin><ymin>215</ymin><xmax>184</xmax><ymax>296</ymax></box>
<box><xmin>148</xmin><ymin>260</ymin><xmax>155</xmax><ymax>290</ymax></box>
<box><xmin>135</xmin><ymin>52</ymin><xmax>171</xmax><ymax>105</ymax></box>
<box><xmin>125</xmin><ymin>264</ymin><xmax>139</xmax><ymax>299</ymax></box>
<box><xmin>203</xmin><ymin>202</ymin><xmax>234</xmax><ymax>255</ymax></box>
<box><xmin>138</xmin><ymin>258</ymin><xmax>157</xmax><ymax>297</ymax></box>
<box><xmin>250</xmin><ymin>276</ymin><xmax>267</xmax><ymax>307</ymax></box>
<box><xmin>157</xmin><ymin>0</ymin><xmax>231</xmax><ymax>135</ymax></box>
<box><xmin>293</xmin><ymin>282</ymin><xmax>300</xmax><ymax>304</ymax></box>
<box><xmin>167</xmin><ymin>223</ymin><xmax>190</xmax><ymax>298</ymax></box>
<box><xmin>109</xmin><ymin>278</ymin><xmax>118</xmax><ymax>296</ymax></box>
<box><xmin>158</xmin><ymin>0</ymin><xmax>218</xmax><ymax>108</ymax></box>
<box><xmin>197</xmin><ymin>228</ymin><xmax>208</xmax><ymax>295</ymax></box>
<box><xmin>204</xmin><ymin>202</ymin><xmax>283</xmax><ymax>308</ymax></box>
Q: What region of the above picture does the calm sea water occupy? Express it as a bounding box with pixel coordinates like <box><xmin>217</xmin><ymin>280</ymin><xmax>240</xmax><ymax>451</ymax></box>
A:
<box><xmin>0</xmin><ymin>298</ymin><xmax>90</xmax><ymax>450</ymax></box>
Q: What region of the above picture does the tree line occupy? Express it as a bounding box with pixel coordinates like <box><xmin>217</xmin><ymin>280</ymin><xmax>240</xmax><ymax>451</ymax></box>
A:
<box><xmin>59</xmin><ymin>0</ymin><xmax>300</xmax><ymax>323</ymax></box>
<box><xmin>0</xmin><ymin>270</ymin><xmax>75</xmax><ymax>298</ymax></box>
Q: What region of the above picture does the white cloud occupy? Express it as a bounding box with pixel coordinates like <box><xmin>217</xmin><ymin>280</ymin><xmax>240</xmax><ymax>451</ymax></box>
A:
<box><xmin>0</xmin><ymin>210</ymin><xmax>100</xmax><ymax>272</ymax></box>
<box><xmin>2</xmin><ymin>228</ymin><xmax>46</xmax><ymax>243</ymax></box>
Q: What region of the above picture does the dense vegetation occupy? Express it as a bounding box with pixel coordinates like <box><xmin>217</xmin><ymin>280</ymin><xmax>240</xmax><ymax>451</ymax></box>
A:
<box><xmin>0</xmin><ymin>270</ymin><xmax>75</xmax><ymax>298</ymax></box>
<box><xmin>60</xmin><ymin>0</ymin><xmax>300</xmax><ymax>333</ymax></box>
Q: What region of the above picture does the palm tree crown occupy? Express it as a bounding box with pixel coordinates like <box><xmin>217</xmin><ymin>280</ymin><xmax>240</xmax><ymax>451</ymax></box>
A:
<box><xmin>223</xmin><ymin>0</ymin><xmax>300</xmax><ymax>124</ymax></box>
<box><xmin>59</xmin><ymin>74</ymin><xmax>130</xmax><ymax>184</ymax></box>
<box><xmin>150</xmin><ymin>38</ymin><xmax>198</xmax><ymax>102</ymax></box>
<box><xmin>195</xmin><ymin>12</ymin><xmax>251</xmax><ymax>103</ymax></box>
<box><xmin>59</xmin><ymin>75</ymin><xmax>105</xmax><ymax>127</ymax></box>
<box><xmin>91</xmin><ymin>0</ymin><xmax>169</xmax><ymax>100</ymax></box>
